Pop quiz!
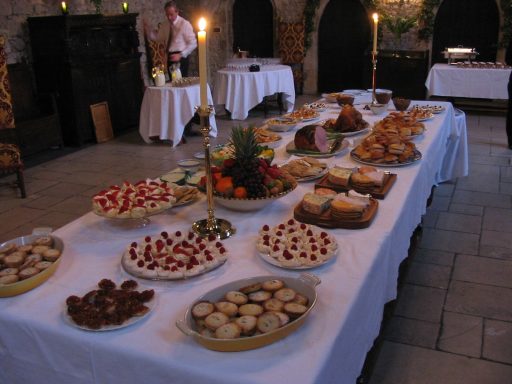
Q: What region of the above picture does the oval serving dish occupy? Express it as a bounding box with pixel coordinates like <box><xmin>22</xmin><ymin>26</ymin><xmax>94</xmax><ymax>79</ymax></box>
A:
<box><xmin>0</xmin><ymin>234</ymin><xmax>64</xmax><ymax>297</ymax></box>
<box><xmin>176</xmin><ymin>273</ymin><xmax>321</xmax><ymax>352</ymax></box>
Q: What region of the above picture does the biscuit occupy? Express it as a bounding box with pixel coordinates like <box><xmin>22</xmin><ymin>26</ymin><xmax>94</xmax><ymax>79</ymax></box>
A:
<box><xmin>33</xmin><ymin>236</ymin><xmax>54</xmax><ymax>247</ymax></box>
<box><xmin>263</xmin><ymin>298</ymin><xmax>285</xmax><ymax>312</ymax></box>
<box><xmin>192</xmin><ymin>301</ymin><xmax>215</xmax><ymax>319</ymax></box>
<box><xmin>248</xmin><ymin>290</ymin><xmax>272</xmax><ymax>302</ymax></box>
<box><xmin>215</xmin><ymin>322</ymin><xmax>241</xmax><ymax>339</ymax></box>
<box><xmin>0</xmin><ymin>274</ymin><xmax>19</xmax><ymax>285</ymax></box>
<box><xmin>34</xmin><ymin>261</ymin><xmax>53</xmax><ymax>271</ymax></box>
<box><xmin>32</xmin><ymin>245</ymin><xmax>50</xmax><ymax>255</ymax></box>
<box><xmin>239</xmin><ymin>282</ymin><xmax>262</xmax><ymax>294</ymax></box>
<box><xmin>292</xmin><ymin>293</ymin><xmax>309</xmax><ymax>306</ymax></box>
<box><xmin>224</xmin><ymin>291</ymin><xmax>248</xmax><ymax>305</ymax></box>
<box><xmin>284</xmin><ymin>302</ymin><xmax>308</xmax><ymax>318</ymax></box>
<box><xmin>43</xmin><ymin>249</ymin><xmax>61</xmax><ymax>262</ymax></box>
<box><xmin>261</xmin><ymin>279</ymin><xmax>284</xmax><ymax>291</ymax></box>
<box><xmin>273</xmin><ymin>288</ymin><xmax>296</xmax><ymax>302</ymax></box>
<box><xmin>204</xmin><ymin>312</ymin><xmax>229</xmax><ymax>330</ymax></box>
<box><xmin>0</xmin><ymin>267</ymin><xmax>19</xmax><ymax>277</ymax></box>
<box><xmin>238</xmin><ymin>303</ymin><xmax>264</xmax><ymax>316</ymax></box>
<box><xmin>272</xmin><ymin>311</ymin><xmax>290</xmax><ymax>326</ymax></box>
<box><xmin>4</xmin><ymin>252</ymin><xmax>26</xmax><ymax>268</ymax></box>
<box><xmin>18</xmin><ymin>267</ymin><xmax>40</xmax><ymax>280</ymax></box>
<box><xmin>256</xmin><ymin>312</ymin><xmax>281</xmax><ymax>333</ymax></box>
<box><xmin>214</xmin><ymin>301</ymin><xmax>239</xmax><ymax>317</ymax></box>
<box><xmin>235</xmin><ymin>315</ymin><xmax>257</xmax><ymax>334</ymax></box>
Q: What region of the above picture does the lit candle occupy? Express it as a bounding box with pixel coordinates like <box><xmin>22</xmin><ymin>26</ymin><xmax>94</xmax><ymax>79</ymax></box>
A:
<box><xmin>198</xmin><ymin>17</ymin><xmax>207</xmax><ymax>109</ymax></box>
<box><xmin>372</xmin><ymin>13</ymin><xmax>379</xmax><ymax>54</ymax></box>
<box><xmin>61</xmin><ymin>1</ymin><xmax>68</xmax><ymax>14</ymax></box>
<box><xmin>122</xmin><ymin>2</ymin><xmax>128</xmax><ymax>13</ymax></box>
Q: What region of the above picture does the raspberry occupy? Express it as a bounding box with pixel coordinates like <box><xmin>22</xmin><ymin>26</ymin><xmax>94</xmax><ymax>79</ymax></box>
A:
<box><xmin>276</xmin><ymin>231</ymin><xmax>283</xmax><ymax>236</ymax></box>
<box><xmin>171</xmin><ymin>265</ymin><xmax>178</xmax><ymax>272</ymax></box>
<box><xmin>193</xmin><ymin>249</ymin><xmax>200</xmax><ymax>255</ymax></box>
<box><xmin>190</xmin><ymin>256</ymin><xmax>199</xmax><ymax>265</ymax></box>
<box><xmin>186</xmin><ymin>263</ymin><xmax>194</xmax><ymax>270</ymax></box>
<box><xmin>199</xmin><ymin>243</ymin><xmax>206</xmax><ymax>250</ymax></box>
<box><xmin>262</xmin><ymin>224</ymin><xmax>270</xmax><ymax>231</ymax></box>
<box><xmin>283</xmin><ymin>250</ymin><xmax>293</xmax><ymax>260</ymax></box>
<box><xmin>300</xmin><ymin>223</ymin><xmax>307</xmax><ymax>230</ymax></box>
<box><xmin>300</xmin><ymin>252</ymin><xmax>307</xmax><ymax>258</ymax></box>
<box><xmin>195</xmin><ymin>237</ymin><xmax>203</xmax><ymax>244</ymax></box>
<box><xmin>166</xmin><ymin>238</ymin><xmax>173</xmax><ymax>246</ymax></box>
<box><xmin>208</xmin><ymin>234</ymin><xmax>216</xmax><ymax>241</ymax></box>
<box><xmin>288</xmin><ymin>228</ymin><xmax>294</xmax><ymax>233</ymax></box>
<box><xmin>137</xmin><ymin>260</ymin><xmax>144</xmax><ymax>267</ymax></box>
<box><xmin>320</xmin><ymin>248</ymin><xmax>327</xmax><ymax>255</ymax></box>
<box><xmin>163</xmin><ymin>265</ymin><xmax>171</xmax><ymax>271</ymax></box>
<box><xmin>274</xmin><ymin>239</ymin><xmax>280</xmax><ymax>244</ymax></box>
<box><xmin>291</xmin><ymin>244</ymin><xmax>298</xmax><ymax>251</ymax></box>
<box><xmin>130</xmin><ymin>242</ymin><xmax>137</xmax><ymax>248</ymax></box>
<box><xmin>129</xmin><ymin>248</ymin><xmax>137</xmax><ymax>257</ymax></box>
<box><xmin>291</xmin><ymin>237</ymin><xmax>298</xmax><ymax>243</ymax></box>
<box><xmin>219</xmin><ymin>247</ymin><xmax>226</xmax><ymax>254</ymax></box>
<box><xmin>324</xmin><ymin>239</ymin><xmax>331</xmax><ymax>245</ymax></box>
<box><xmin>206</xmin><ymin>254</ymin><xmax>213</xmax><ymax>261</ymax></box>
<box><xmin>278</xmin><ymin>224</ymin><xmax>285</xmax><ymax>230</ymax></box>
<box><xmin>175</xmin><ymin>231</ymin><xmax>182</xmax><ymax>237</ymax></box>
<box><xmin>143</xmin><ymin>251</ymin><xmax>152</xmax><ymax>258</ymax></box>
<box><xmin>309</xmin><ymin>238</ymin><xmax>316</xmax><ymax>243</ymax></box>
<box><xmin>147</xmin><ymin>263</ymin><xmax>155</xmax><ymax>270</ymax></box>
<box><xmin>160</xmin><ymin>231</ymin><xmax>169</xmax><ymax>239</ymax></box>
<box><xmin>263</xmin><ymin>234</ymin><xmax>270</xmax><ymax>241</ymax></box>
<box><xmin>144</xmin><ymin>236</ymin><xmax>151</xmax><ymax>243</ymax></box>
<box><xmin>272</xmin><ymin>245</ymin><xmax>280</xmax><ymax>252</ymax></box>
<box><xmin>311</xmin><ymin>254</ymin><xmax>317</xmax><ymax>261</ymax></box>
<box><xmin>181</xmin><ymin>240</ymin><xmax>189</xmax><ymax>247</ymax></box>
<box><xmin>263</xmin><ymin>240</ymin><xmax>270</xmax><ymax>246</ymax></box>
<box><xmin>130</xmin><ymin>254</ymin><xmax>137</xmax><ymax>260</ymax></box>
<box><xmin>306</xmin><ymin>230</ymin><xmax>313</xmax><ymax>236</ymax></box>
<box><xmin>216</xmin><ymin>242</ymin><xmax>222</xmax><ymax>248</ymax></box>
<box><xmin>165</xmin><ymin>256</ymin><xmax>176</xmax><ymax>264</ymax></box>
<box><xmin>311</xmin><ymin>244</ymin><xmax>318</xmax><ymax>252</ymax></box>
<box><xmin>287</xmin><ymin>219</ymin><xmax>295</xmax><ymax>225</ymax></box>
<box><xmin>320</xmin><ymin>232</ymin><xmax>328</xmax><ymax>239</ymax></box>
<box><xmin>155</xmin><ymin>240</ymin><xmax>164</xmax><ymax>251</ymax></box>
<box><xmin>144</xmin><ymin>255</ymin><xmax>152</xmax><ymax>262</ymax></box>
<box><xmin>188</xmin><ymin>232</ymin><xmax>195</xmax><ymax>240</ymax></box>
<box><xmin>204</xmin><ymin>250</ymin><xmax>211</xmax><ymax>256</ymax></box>
<box><xmin>177</xmin><ymin>260</ymin><xmax>185</xmax><ymax>268</ymax></box>
<box><xmin>145</xmin><ymin>244</ymin><xmax>152</xmax><ymax>252</ymax></box>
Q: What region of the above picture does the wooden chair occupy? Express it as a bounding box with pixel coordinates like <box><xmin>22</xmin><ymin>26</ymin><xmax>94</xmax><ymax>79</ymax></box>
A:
<box><xmin>0</xmin><ymin>143</ymin><xmax>26</xmax><ymax>198</ymax></box>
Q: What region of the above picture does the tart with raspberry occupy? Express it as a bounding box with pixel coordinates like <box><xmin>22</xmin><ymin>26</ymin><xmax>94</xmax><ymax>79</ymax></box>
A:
<box><xmin>92</xmin><ymin>179</ymin><xmax>177</xmax><ymax>219</ymax></box>
<box><xmin>256</xmin><ymin>219</ymin><xmax>337</xmax><ymax>269</ymax></box>
<box><xmin>122</xmin><ymin>230</ymin><xmax>228</xmax><ymax>280</ymax></box>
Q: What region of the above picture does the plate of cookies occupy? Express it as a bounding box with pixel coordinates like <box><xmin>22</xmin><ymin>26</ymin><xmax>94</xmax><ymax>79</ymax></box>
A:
<box><xmin>0</xmin><ymin>233</ymin><xmax>64</xmax><ymax>297</ymax></box>
<box><xmin>64</xmin><ymin>278</ymin><xmax>156</xmax><ymax>331</ymax></box>
<box><xmin>256</xmin><ymin>219</ymin><xmax>338</xmax><ymax>269</ymax></box>
<box><xmin>176</xmin><ymin>273</ymin><xmax>320</xmax><ymax>351</ymax></box>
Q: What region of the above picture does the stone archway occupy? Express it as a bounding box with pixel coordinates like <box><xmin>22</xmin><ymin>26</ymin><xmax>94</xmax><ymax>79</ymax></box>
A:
<box><xmin>432</xmin><ymin>0</ymin><xmax>500</xmax><ymax>63</ymax></box>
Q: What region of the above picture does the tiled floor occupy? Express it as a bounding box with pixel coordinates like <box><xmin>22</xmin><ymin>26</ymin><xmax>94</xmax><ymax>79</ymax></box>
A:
<box><xmin>1</xmin><ymin>97</ymin><xmax>512</xmax><ymax>383</ymax></box>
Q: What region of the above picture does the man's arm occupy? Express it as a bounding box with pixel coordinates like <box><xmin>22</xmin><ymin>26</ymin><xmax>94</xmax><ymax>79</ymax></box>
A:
<box><xmin>180</xmin><ymin>21</ymin><xmax>198</xmax><ymax>58</ymax></box>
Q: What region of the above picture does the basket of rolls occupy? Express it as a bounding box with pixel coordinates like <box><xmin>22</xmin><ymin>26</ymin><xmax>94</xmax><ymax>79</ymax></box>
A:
<box><xmin>176</xmin><ymin>273</ymin><xmax>320</xmax><ymax>351</ymax></box>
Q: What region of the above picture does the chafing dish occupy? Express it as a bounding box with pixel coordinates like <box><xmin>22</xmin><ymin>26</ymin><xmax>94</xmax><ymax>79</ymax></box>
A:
<box><xmin>442</xmin><ymin>47</ymin><xmax>479</xmax><ymax>63</ymax></box>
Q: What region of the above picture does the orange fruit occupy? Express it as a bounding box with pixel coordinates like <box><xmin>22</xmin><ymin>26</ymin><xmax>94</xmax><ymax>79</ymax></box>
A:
<box><xmin>233</xmin><ymin>186</ymin><xmax>248</xmax><ymax>198</ymax></box>
<box><xmin>214</xmin><ymin>176</ymin><xmax>234</xmax><ymax>196</ymax></box>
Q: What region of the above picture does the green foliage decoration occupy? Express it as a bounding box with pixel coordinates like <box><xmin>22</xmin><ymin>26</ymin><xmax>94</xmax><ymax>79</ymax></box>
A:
<box><xmin>304</xmin><ymin>0</ymin><xmax>320</xmax><ymax>51</ymax></box>
<box><xmin>500</xmin><ymin>0</ymin><xmax>512</xmax><ymax>48</ymax></box>
<box><xmin>417</xmin><ymin>0</ymin><xmax>441</xmax><ymax>41</ymax></box>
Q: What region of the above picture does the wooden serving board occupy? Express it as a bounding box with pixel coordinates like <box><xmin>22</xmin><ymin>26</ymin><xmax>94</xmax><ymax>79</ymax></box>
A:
<box><xmin>315</xmin><ymin>173</ymin><xmax>397</xmax><ymax>199</ymax></box>
<box><xmin>293</xmin><ymin>199</ymin><xmax>378</xmax><ymax>229</ymax></box>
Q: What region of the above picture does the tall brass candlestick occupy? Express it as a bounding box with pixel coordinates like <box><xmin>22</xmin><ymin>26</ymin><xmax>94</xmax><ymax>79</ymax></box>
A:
<box><xmin>371</xmin><ymin>51</ymin><xmax>378</xmax><ymax>105</ymax></box>
<box><xmin>192</xmin><ymin>106</ymin><xmax>235</xmax><ymax>239</ymax></box>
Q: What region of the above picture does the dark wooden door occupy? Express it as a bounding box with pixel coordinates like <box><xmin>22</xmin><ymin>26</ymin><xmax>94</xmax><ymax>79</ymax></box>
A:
<box><xmin>233</xmin><ymin>0</ymin><xmax>273</xmax><ymax>57</ymax></box>
<box><xmin>432</xmin><ymin>0</ymin><xmax>499</xmax><ymax>63</ymax></box>
<box><xmin>318</xmin><ymin>0</ymin><xmax>371</xmax><ymax>92</ymax></box>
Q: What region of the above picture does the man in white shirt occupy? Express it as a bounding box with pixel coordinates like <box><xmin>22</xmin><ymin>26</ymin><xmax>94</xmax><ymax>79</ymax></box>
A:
<box><xmin>145</xmin><ymin>1</ymin><xmax>197</xmax><ymax>77</ymax></box>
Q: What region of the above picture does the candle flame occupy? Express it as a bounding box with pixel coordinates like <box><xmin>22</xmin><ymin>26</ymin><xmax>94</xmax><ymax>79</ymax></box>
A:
<box><xmin>198</xmin><ymin>18</ymin><xmax>207</xmax><ymax>31</ymax></box>
<box><xmin>372</xmin><ymin>13</ymin><xmax>379</xmax><ymax>22</ymax></box>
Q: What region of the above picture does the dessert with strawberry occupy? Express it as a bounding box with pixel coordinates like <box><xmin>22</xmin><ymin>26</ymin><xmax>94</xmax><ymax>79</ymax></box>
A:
<box><xmin>122</xmin><ymin>230</ymin><xmax>228</xmax><ymax>280</ymax></box>
<box><xmin>92</xmin><ymin>179</ymin><xmax>176</xmax><ymax>219</ymax></box>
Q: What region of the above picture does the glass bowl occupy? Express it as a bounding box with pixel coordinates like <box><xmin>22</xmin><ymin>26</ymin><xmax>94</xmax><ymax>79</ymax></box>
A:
<box><xmin>369</xmin><ymin>103</ymin><xmax>388</xmax><ymax>115</ymax></box>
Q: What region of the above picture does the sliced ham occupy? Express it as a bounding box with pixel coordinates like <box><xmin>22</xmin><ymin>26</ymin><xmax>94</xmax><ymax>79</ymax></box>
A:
<box><xmin>294</xmin><ymin>125</ymin><xmax>328</xmax><ymax>153</ymax></box>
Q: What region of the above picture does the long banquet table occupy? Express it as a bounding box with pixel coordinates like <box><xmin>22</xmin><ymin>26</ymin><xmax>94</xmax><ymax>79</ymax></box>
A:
<box><xmin>214</xmin><ymin>64</ymin><xmax>295</xmax><ymax>120</ymax></box>
<box><xmin>425</xmin><ymin>63</ymin><xmax>512</xmax><ymax>99</ymax></box>
<box><xmin>0</xmin><ymin>101</ymin><xmax>468</xmax><ymax>384</ymax></box>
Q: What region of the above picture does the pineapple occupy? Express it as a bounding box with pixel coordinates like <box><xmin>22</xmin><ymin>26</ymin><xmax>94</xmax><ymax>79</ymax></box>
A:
<box><xmin>223</xmin><ymin>127</ymin><xmax>266</xmax><ymax>198</ymax></box>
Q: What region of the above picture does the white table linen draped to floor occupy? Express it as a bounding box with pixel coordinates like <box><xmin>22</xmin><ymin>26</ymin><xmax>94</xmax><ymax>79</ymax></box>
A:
<box><xmin>425</xmin><ymin>63</ymin><xmax>512</xmax><ymax>99</ymax></box>
<box><xmin>0</xmin><ymin>101</ymin><xmax>468</xmax><ymax>384</ymax></box>
<box><xmin>139</xmin><ymin>83</ymin><xmax>217</xmax><ymax>146</ymax></box>
<box><xmin>214</xmin><ymin>64</ymin><xmax>295</xmax><ymax>120</ymax></box>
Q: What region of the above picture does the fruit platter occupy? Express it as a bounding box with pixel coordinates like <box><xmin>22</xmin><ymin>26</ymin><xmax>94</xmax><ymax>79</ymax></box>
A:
<box><xmin>200</xmin><ymin>127</ymin><xmax>297</xmax><ymax>211</ymax></box>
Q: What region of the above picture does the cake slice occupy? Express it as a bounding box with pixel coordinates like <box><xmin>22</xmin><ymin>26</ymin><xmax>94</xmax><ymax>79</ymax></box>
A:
<box><xmin>302</xmin><ymin>193</ymin><xmax>331</xmax><ymax>215</ymax></box>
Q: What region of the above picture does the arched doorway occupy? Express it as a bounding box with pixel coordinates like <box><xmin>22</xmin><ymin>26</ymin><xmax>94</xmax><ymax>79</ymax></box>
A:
<box><xmin>318</xmin><ymin>0</ymin><xmax>371</xmax><ymax>92</ymax></box>
<box><xmin>232</xmin><ymin>0</ymin><xmax>273</xmax><ymax>57</ymax></box>
<box><xmin>432</xmin><ymin>0</ymin><xmax>500</xmax><ymax>64</ymax></box>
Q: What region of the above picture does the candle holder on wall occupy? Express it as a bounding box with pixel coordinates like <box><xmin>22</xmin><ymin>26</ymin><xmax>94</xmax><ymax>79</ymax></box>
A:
<box><xmin>191</xmin><ymin>106</ymin><xmax>235</xmax><ymax>240</ymax></box>
<box><xmin>371</xmin><ymin>51</ymin><xmax>378</xmax><ymax>105</ymax></box>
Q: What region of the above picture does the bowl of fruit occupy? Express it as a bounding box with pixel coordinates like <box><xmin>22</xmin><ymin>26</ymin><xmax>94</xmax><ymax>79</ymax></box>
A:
<box><xmin>201</xmin><ymin>127</ymin><xmax>297</xmax><ymax>211</ymax></box>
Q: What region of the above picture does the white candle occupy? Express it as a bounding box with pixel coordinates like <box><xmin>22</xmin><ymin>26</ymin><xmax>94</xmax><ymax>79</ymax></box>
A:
<box><xmin>198</xmin><ymin>18</ymin><xmax>207</xmax><ymax>109</ymax></box>
<box><xmin>61</xmin><ymin>1</ymin><xmax>68</xmax><ymax>14</ymax></box>
<box><xmin>372</xmin><ymin>13</ymin><xmax>379</xmax><ymax>54</ymax></box>
<box><xmin>122</xmin><ymin>2</ymin><xmax>129</xmax><ymax>13</ymax></box>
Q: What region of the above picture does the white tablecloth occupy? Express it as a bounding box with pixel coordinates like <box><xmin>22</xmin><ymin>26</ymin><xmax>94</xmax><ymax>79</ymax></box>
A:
<box><xmin>425</xmin><ymin>63</ymin><xmax>512</xmax><ymax>99</ymax></box>
<box><xmin>0</xmin><ymin>101</ymin><xmax>468</xmax><ymax>384</ymax></box>
<box><xmin>214</xmin><ymin>64</ymin><xmax>295</xmax><ymax>120</ymax></box>
<box><xmin>139</xmin><ymin>83</ymin><xmax>217</xmax><ymax>146</ymax></box>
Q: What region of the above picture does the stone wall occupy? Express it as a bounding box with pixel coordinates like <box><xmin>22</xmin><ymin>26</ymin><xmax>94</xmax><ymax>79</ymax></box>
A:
<box><xmin>1</xmin><ymin>0</ymin><xmax>506</xmax><ymax>94</ymax></box>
